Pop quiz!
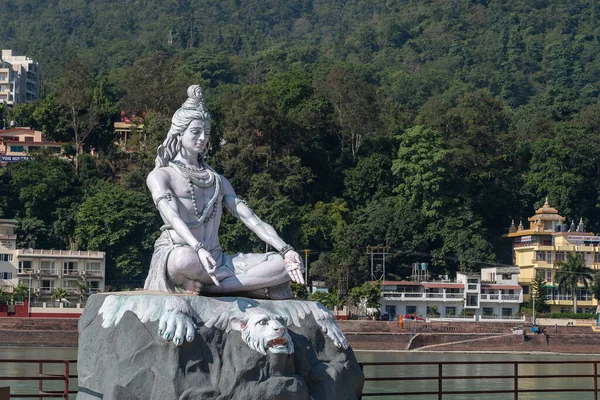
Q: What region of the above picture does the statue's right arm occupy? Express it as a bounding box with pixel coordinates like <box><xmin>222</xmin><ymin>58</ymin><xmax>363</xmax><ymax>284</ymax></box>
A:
<box><xmin>147</xmin><ymin>169</ymin><xmax>200</xmax><ymax>249</ymax></box>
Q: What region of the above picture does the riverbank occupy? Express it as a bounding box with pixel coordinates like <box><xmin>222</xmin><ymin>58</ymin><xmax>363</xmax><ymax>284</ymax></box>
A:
<box><xmin>2</xmin><ymin>317</ymin><xmax>600</xmax><ymax>354</ymax></box>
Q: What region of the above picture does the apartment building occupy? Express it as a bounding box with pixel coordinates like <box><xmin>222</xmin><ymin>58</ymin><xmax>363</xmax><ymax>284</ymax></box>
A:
<box><xmin>0</xmin><ymin>219</ymin><xmax>105</xmax><ymax>302</ymax></box>
<box><xmin>507</xmin><ymin>198</ymin><xmax>598</xmax><ymax>313</ymax></box>
<box><xmin>0</xmin><ymin>49</ymin><xmax>40</xmax><ymax>105</ymax></box>
<box><xmin>0</xmin><ymin>127</ymin><xmax>64</xmax><ymax>161</ymax></box>
<box><xmin>379</xmin><ymin>267</ymin><xmax>522</xmax><ymax>320</ymax></box>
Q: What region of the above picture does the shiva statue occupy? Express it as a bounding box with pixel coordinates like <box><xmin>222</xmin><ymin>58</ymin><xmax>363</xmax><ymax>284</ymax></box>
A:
<box><xmin>144</xmin><ymin>85</ymin><xmax>305</xmax><ymax>299</ymax></box>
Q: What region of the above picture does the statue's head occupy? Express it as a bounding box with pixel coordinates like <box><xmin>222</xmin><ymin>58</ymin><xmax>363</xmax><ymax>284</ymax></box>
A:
<box><xmin>155</xmin><ymin>85</ymin><xmax>211</xmax><ymax>168</ymax></box>
<box><xmin>229</xmin><ymin>311</ymin><xmax>294</xmax><ymax>355</ymax></box>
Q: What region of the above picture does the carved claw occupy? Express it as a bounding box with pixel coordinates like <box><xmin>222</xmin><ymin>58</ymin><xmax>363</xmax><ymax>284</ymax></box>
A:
<box><xmin>158</xmin><ymin>309</ymin><xmax>197</xmax><ymax>346</ymax></box>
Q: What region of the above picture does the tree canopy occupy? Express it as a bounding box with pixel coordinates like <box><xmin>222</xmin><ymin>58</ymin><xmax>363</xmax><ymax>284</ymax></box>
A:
<box><xmin>3</xmin><ymin>0</ymin><xmax>600</xmax><ymax>289</ymax></box>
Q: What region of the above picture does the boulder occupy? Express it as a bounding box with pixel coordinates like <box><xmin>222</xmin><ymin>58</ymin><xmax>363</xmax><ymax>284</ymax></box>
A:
<box><xmin>77</xmin><ymin>293</ymin><xmax>364</xmax><ymax>400</ymax></box>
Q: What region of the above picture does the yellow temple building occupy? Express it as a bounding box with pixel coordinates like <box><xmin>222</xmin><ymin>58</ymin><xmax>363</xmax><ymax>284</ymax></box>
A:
<box><xmin>507</xmin><ymin>198</ymin><xmax>599</xmax><ymax>313</ymax></box>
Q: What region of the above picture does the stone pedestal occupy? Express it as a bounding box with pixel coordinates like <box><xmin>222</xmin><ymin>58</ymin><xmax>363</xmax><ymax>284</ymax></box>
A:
<box><xmin>77</xmin><ymin>293</ymin><xmax>364</xmax><ymax>400</ymax></box>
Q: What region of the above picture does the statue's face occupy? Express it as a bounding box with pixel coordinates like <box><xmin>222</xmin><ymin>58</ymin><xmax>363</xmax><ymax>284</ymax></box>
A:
<box><xmin>180</xmin><ymin>119</ymin><xmax>210</xmax><ymax>154</ymax></box>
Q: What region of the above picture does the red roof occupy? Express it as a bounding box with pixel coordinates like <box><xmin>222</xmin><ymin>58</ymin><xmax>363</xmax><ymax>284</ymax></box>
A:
<box><xmin>3</xmin><ymin>140</ymin><xmax>64</xmax><ymax>145</ymax></box>
<box><xmin>423</xmin><ymin>283</ymin><xmax>464</xmax><ymax>289</ymax></box>
<box><xmin>0</xmin><ymin>128</ymin><xmax>36</xmax><ymax>134</ymax></box>
<box><xmin>381</xmin><ymin>280</ymin><xmax>421</xmax><ymax>286</ymax></box>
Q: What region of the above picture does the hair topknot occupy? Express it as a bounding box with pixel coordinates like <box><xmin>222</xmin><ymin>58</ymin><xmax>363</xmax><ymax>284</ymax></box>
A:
<box><xmin>177</xmin><ymin>84</ymin><xmax>210</xmax><ymax>120</ymax></box>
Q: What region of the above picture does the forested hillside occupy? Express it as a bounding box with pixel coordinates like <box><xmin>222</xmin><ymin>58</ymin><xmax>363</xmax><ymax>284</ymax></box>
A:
<box><xmin>1</xmin><ymin>0</ymin><xmax>600</xmax><ymax>290</ymax></box>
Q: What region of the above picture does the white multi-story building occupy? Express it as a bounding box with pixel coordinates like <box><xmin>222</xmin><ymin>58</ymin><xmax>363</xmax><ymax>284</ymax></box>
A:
<box><xmin>379</xmin><ymin>267</ymin><xmax>522</xmax><ymax>320</ymax></box>
<box><xmin>0</xmin><ymin>219</ymin><xmax>105</xmax><ymax>302</ymax></box>
<box><xmin>0</xmin><ymin>50</ymin><xmax>40</xmax><ymax>105</ymax></box>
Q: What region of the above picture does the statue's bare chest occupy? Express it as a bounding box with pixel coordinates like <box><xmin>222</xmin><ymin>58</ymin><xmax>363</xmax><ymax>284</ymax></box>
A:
<box><xmin>168</xmin><ymin>170</ymin><xmax>222</xmax><ymax>218</ymax></box>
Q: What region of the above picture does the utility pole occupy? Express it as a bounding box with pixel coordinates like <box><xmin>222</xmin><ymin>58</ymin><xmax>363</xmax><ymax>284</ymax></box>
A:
<box><xmin>367</xmin><ymin>246</ymin><xmax>390</xmax><ymax>282</ymax></box>
<box><xmin>303</xmin><ymin>249</ymin><xmax>310</xmax><ymax>287</ymax></box>
<box><xmin>336</xmin><ymin>264</ymin><xmax>341</xmax><ymax>318</ymax></box>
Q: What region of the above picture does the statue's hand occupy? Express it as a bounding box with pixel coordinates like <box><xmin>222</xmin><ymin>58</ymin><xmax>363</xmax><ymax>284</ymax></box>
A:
<box><xmin>284</xmin><ymin>251</ymin><xmax>305</xmax><ymax>285</ymax></box>
<box><xmin>197</xmin><ymin>248</ymin><xmax>220</xmax><ymax>287</ymax></box>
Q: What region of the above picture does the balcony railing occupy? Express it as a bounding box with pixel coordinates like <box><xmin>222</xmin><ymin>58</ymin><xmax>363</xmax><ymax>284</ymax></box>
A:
<box><xmin>17</xmin><ymin>248</ymin><xmax>104</xmax><ymax>257</ymax></box>
<box><xmin>383</xmin><ymin>292</ymin><xmax>463</xmax><ymax>301</ymax></box>
<box><xmin>40</xmin><ymin>269</ymin><xmax>58</xmax><ymax>276</ymax></box>
<box><xmin>480</xmin><ymin>293</ymin><xmax>521</xmax><ymax>302</ymax></box>
<box><xmin>62</xmin><ymin>270</ymin><xmax>79</xmax><ymax>277</ymax></box>
<box><xmin>467</xmin><ymin>284</ymin><xmax>478</xmax><ymax>291</ymax></box>
<box><xmin>17</xmin><ymin>268</ymin><xmax>34</xmax><ymax>275</ymax></box>
<box><xmin>84</xmin><ymin>270</ymin><xmax>103</xmax><ymax>277</ymax></box>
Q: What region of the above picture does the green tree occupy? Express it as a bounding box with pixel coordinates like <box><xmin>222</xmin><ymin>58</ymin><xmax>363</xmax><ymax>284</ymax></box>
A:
<box><xmin>556</xmin><ymin>254</ymin><xmax>594</xmax><ymax>313</ymax></box>
<box><xmin>349</xmin><ymin>280</ymin><xmax>381</xmax><ymax>316</ymax></box>
<box><xmin>51</xmin><ymin>287</ymin><xmax>69</xmax><ymax>302</ymax></box>
<box><xmin>320</xmin><ymin>66</ymin><xmax>381</xmax><ymax>161</ymax></box>
<box><xmin>530</xmin><ymin>270</ymin><xmax>548</xmax><ymax>314</ymax></box>
<box><xmin>74</xmin><ymin>182</ymin><xmax>160</xmax><ymax>283</ymax></box>
<box><xmin>12</xmin><ymin>283</ymin><xmax>30</xmax><ymax>303</ymax></box>
<box><xmin>0</xmin><ymin>288</ymin><xmax>8</xmax><ymax>305</ymax></box>
<box><xmin>56</xmin><ymin>59</ymin><xmax>98</xmax><ymax>172</ymax></box>
<box><xmin>7</xmin><ymin>155</ymin><xmax>79</xmax><ymax>249</ymax></box>
<box><xmin>590</xmin><ymin>274</ymin><xmax>600</xmax><ymax>314</ymax></box>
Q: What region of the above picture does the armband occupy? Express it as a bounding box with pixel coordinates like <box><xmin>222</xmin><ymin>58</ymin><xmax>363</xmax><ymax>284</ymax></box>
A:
<box><xmin>279</xmin><ymin>244</ymin><xmax>294</xmax><ymax>257</ymax></box>
<box><xmin>154</xmin><ymin>191</ymin><xmax>174</xmax><ymax>207</ymax></box>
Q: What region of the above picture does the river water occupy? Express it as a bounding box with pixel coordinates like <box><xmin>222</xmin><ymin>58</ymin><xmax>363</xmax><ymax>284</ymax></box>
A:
<box><xmin>0</xmin><ymin>347</ymin><xmax>598</xmax><ymax>399</ymax></box>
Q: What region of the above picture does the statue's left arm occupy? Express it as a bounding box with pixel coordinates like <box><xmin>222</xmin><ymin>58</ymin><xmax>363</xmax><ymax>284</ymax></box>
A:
<box><xmin>221</xmin><ymin>177</ymin><xmax>305</xmax><ymax>284</ymax></box>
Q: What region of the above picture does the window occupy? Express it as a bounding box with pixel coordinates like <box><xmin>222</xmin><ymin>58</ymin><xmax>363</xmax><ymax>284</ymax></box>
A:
<box><xmin>385</xmin><ymin>305</ymin><xmax>396</xmax><ymax>318</ymax></box>
<box><xmin>546</xmin><ymin>252</ymin><xmax>552</xmax><ymax>264</ymax></box>
<box><xmin>445</xmin><ymin>307</ymin><xmax>456</xmax><ymax>316</ymax></box>
<box><xmin>9</xmin><ymin>145</ymin><xmax>24</xmax><ymax>153</ymax></box>
<box><xmin>545</xmin><ymin>269</ymin><xmax>552</xmax><ymax>283</ymax></box>
<box><xmin>466</xmin><ymin>294</ymin><xmax>478</xmax><ymax>307</ymax></box>
<box><xmin>63</xmin><ymin>261</ymin><xmax>77</xmax><ymax>275</ymax></box>
<box><xmin>85</xmin><ymin>262</ymin><xmax>101</xmax><ymax>272</ymax></box>
<box><xmin>467</xmin><ymin>278</ymin><xmax>479</xmax><ymax>284</ymax></box>
<box><xmin>595</xmin><ymin>253</ymin><xmax>600</xmax><ymax>263</ymax></box>
<box><xmin>40</xmin><ymin>261</ymin><xmax>55</xmax><ymax>274</ymax></box>
<box><xmin>556</xmin><ymin>252</ymin><xmax>565</xmax><ymax>262</ymax></box>
<box><xmin>18</xmin><ymin>260</ymin><xmax>32</xmax><ymax>273</ymax></box>
<box><xmin>24</xmin><ymin>136</ymin><xmax>34</xmax><ymax>142</ymax></box>
<box><xmin>522</xmin><ymin>285</ymin><xmax>529</xmax><ymax>295</ymax></box>
<box><xmin>41</xmin><ymin>280</ymin><xmax>53</xmax><ymax>291</ymax></box>
<box><xmin>0</xmin><ymin>254</ymin><xmax>13</xmax><ymax>262</ymax></box>
<box><xmin>502</xmin><ymin>274</ymin><xmax>512</xmax><ymax>280</ymax></box>
<box><xmin>535</xmin><ymin>252</ymin><xmax>546</xmax><ymax>261</ymax></box>
<box><xmin>0</xmin><ymin>272</ymin><xmax>12</xmax><ymax>279</ymax></box>
<box><xmin>406</xmin><ymin>306</ymin><xmax>417</xmax><ymax>315</ymax></box>
<box><xmin>502</xmin><ymin>308</ymin><xmax>513</xmax><ymax>317</ymax></box>
<box><xmin>483</xmin><ymin>308</ymin><xmax>494</xmax><ymax>316</ymax></box>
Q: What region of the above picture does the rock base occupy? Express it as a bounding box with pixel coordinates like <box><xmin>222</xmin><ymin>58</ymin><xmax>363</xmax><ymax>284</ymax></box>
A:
<box><xmin>77</xmin><ymin>293</ymin><xmax>364</xmax><ymax>400</ymax></box>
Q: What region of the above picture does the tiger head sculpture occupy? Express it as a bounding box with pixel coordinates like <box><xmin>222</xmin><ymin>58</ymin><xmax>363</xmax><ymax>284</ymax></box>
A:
<box><xmin>229</xmin><ymin>311</ymin><xmax>294</xmax><ymax>355</ymax></box>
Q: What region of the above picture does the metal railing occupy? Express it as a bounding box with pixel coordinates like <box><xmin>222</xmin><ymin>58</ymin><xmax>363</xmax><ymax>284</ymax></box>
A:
<box><xmin>360</xmin><ymin>360</ymin><xmax>600</xmax><ymax>399</ymax></box>
<box><xmin>0</xmin><ymin>359</ymin><xmax>76</xmax><ymax>399</ymax></box>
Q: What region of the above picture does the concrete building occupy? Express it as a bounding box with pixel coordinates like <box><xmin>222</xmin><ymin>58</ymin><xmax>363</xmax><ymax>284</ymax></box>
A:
<box><xmin>0</xmin><ymin>49</ymin><xmax>40</xmax><ymax>105</ymax></box>
<box><xmin>0</xmin><ymin>127</ymin><xmax>64</xmax><ymax>162</ymax></box>
<box><xmin>379</xmin><ymin>267</ymin><xmax>522</xmax><ymax>320</ymax></box>
<box><xmin>0</xmin><ymin>219</ymin><xmax>106</xmax><ymax>304</ymax></box>
<box><xmin>507</xmin><ymin>198</ymin><xmax>598</xmax><ymax>313</ymax></box>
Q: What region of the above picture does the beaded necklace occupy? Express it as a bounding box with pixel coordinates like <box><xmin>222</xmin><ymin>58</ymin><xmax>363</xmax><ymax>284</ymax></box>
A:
<box><xmin>169</xmin><ymin>161</ymin><xmax>221</xmax><ymax>224</ymax></box>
